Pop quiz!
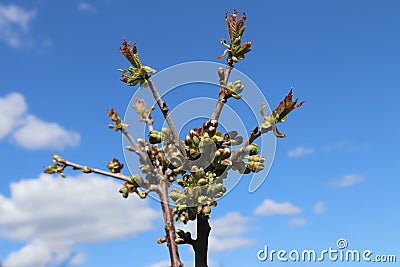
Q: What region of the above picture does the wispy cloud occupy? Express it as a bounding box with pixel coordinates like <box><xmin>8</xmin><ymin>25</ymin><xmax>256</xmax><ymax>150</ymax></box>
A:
<box><xmin>288</xmin><ymin>146</ymin><xmax>314</xmax><ymax>158</ymax></box>
<box><xmin>254</xmin><ymin>199</ymin><xmax>301</xmax><ymax>216</ymax></box>
<box><xmin>77</xmin><ymin>2</ymin><xmax>95</xmax><ymax>13</ymax></box>
<box><xmin>314</xmin><ymin>201</ymin><xmax>325</xmax><ymax>214</ymax></box>
<box><xmin>288</xmin><ymin>218</ymin><xmax>307</xmax><ymax>227</ymax></box>
<box><xmin>332</xmin><ymin>174</ymin><xmax>365</xmax><ymax>187</ymax></box>
<box><xmin>0</xmin><ymin>174</ymin><xmax>159</xmax><ymax>267</ymax></box>
<box><xmin>0</xmin><ymin>4</ymin><xmax>36</xmax><ymax>48</ymax></box>
<box><xmin>0</xmin><ymin>92</ymin><xmax>80</xmax><ymax>150</ymax></box>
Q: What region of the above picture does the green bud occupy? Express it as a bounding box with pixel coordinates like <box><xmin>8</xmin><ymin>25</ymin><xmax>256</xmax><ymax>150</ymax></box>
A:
<box><xmin>202</xmin><ymin>205</ymin><xmax>211</xmax><ymax>216</ymax></box>
<box><xmin>148</xmin><ymin>131</ymin><xmax>163</xmax><ymax>144</ymax></box>
<box><xmin>247</xmin><ymin>143</ymin><xmax>259</xmax><ymax>156</ymax></box>
<box><xmin>232</xmin><ymin>80</ymin><xmax>244</xmax><ymax>94</ymax></box>
<box><xmin>81</xmin><ymin>166</ymin><xmax>92</xmax><ymax>173</ymax></box>
<box><xmin>197</xmin><ymin>178</ymin><xmax>208</xmax><ymax>186</ymax></box>
<box><xmin>107</xmin><ymin>158</ymin><xmax>123</xmax><ymax>173</ymax></box>
<box><xmin>246</xmin><ymin>161</ymin><xmax>265</xmax><ymax>172</ymax></box>
<box><xmin>248</xmin><ymin>155</ymin><xmax>265</xmax><ymax>163</ymax></box>
<box><xmin>157</xmin><ymin>237</ymin><xmax>166</xmax><ymax>244</ymax></box>
<box><xmin>175</xmin><ymin>237</ymin><xmax>186</xmax><ymax>244</ymax></box>
<box><xmin>210</xmin><ymin>119</ymin><xmax>218</xmax><ymax>128</ymax></box>
<box><xmin>137</xmin><ymin>191</ymin><xmax>147</xmax><ymax>199</ymax></box>
<box><xmin>44</xmin><ymin>166</ymin><xmax>56</xmax><ymax>174</ymax></box>
<box><xmin>221</xmin><ymin>159</ymin><xmax>232</xmax><ymax>166</ymax></box>
<box><xmin>52</xmin><ymin>153</ymin><xmax>63</xmax><ymax>162</ymax></box>
<box><xmin>176</xmin><ymin>214</ymin><xmax>186</xmax><ymax>223</ymax></box>
<box><xmin>177</xmin><ymin>204</ymin><xmax>187</xmax><ymax>212</ymax></box>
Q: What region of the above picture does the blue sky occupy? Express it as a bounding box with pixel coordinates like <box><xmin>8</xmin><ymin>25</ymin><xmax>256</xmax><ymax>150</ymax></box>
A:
<box><xmin>0</xmin><ymin>1</ymin><xmax>399</xmax><ymax>267</ymax></box>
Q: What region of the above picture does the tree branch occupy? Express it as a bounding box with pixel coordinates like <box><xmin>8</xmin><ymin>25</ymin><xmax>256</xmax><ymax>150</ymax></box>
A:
<box><xmin>146</xmin><ymin>77</ymin><xmax>186</xmax><ymax>156</ymax></box>
<box><xmin>158</xmin><ymin>179</ymin><xmax>184</xmax><ymax>267</ymax></box>
<box><xmin>210</xmin><ymin>55</ymin><xmax>233</xmax><ymax>121</ymax></box>
<box><xmin>62</xmin><ymin>160</ymin><xmax>133</xmax><ymax>183</ymax></box>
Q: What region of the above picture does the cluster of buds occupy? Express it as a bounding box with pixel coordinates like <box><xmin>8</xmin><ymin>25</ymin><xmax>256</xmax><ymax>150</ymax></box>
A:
<box><xmin>119</xmin><ymin>40</ymin><xmax>157</xmax><ymax>88</ymax></box>
<box><xmin>260</xmin><ymin>89</ymin><xmax>304</xmax><ymax>138</ymax></box>
<box><xmin>107</xmin><ymin>158</ymin><xmax>124</xmax><ymax>173</ymax></box>
<box><xmin>44</xmin><ymin>154</ymin><xmax>67</xmax><ymax>178</ymax></box>
<box><xmin>244</xmin><ymin>155</ymin><xmax>265</xmax><ymax>173</ymax></box>
<box><xmin>108</xmin><ymin>109</ymin><xmax>129</xmax><ymax>131</ymax></box>
<box><xmin>118</xmin><ymin>174</ymin><xmax>148</xmax><ymax>199</ymax></box>
<box><xmin>218</xmin><ymin>10</ymin><xmax>252</xmax><ymax>63</ymax></box>
<box><xmin>170</xmin><ymin>166</ymin><xmax>225</xmax><ymax>224</ymax></box>
<box><xmin>231</xmin><ymin>143</ymin><xmax>265</xmax><ymax>174</ymax></box>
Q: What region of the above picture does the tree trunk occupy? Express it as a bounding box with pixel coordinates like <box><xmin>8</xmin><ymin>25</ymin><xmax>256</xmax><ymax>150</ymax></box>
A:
<box><xmin>193</xmin><ymin>214</ymin><xmax>211</xmax><ymax>267</ymax></box>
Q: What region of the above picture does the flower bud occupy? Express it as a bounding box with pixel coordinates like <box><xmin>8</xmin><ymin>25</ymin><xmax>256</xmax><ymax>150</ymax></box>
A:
<box><xmin>176</xmin><ymin>214</ymin><xmax>186</xmax><ymax>223</ymax></box>
<box><xmin>248</xmin><ymin>155</ymin><xmax>265</xmax><ymax>163</ymax></box>
<box><xmin>107</xmin><ymin>158</ymin><xmax>123</xmax><ymax>173</ymax></box>
<box><xmin>148</xmin><ymin>131</ymin><xmax>163</xmax><ymax>144</ymax></box>
<box><xmin>202</xmin><ymin>205</ymin><xmax>211</xmax><ymax>217</ymax></box>
<box><xmin>210</xmin><ymin>119</ymin><xmax>218</xmax><ymax>128</ymax></box>
<box><xmin>232</xmin><ymin>80</ymin><xmax>244</xmax><ymax>94</ymax></box>
<box><xmin>246</xmin><ymin>161</ymin><xmax>265</xmax><ymax>172</ymax></box>
<box><xmin>175</xmin><ymin>237</ymin><xmax>186</xmax><ymax>244</ymax></box>
<box><xmin>137</xmin><ymin>191</ymin><xmax>147</xmax><ymax>199</ymax></box>
<box><xmin>157</xmin><ymin>237</ymin><xmax>166</xmax><ymax>244</ymax></box>
<box><xmin>197</xmin><ymin>178</ymin><xmax>208</xmax><ymax>186</ymax></box>
<box><xmin>81</xmin><ymin>166</ymin><xmax>92</xmax><ymax>173</ymax></box>
<box><xmin>247</xmin><ymin>143</ymin><xmax>259</xmax><ymax>156</ymax></box>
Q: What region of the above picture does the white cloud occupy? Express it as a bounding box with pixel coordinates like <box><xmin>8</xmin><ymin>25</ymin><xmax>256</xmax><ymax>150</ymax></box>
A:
<box><xmin>13</xmin><ymin>115</ymin><xmax>80</xmax><ymax>150</ymax></box>
<box><xmin>288</xmin><ymin>146</ymin><xmax>314</xmax><ymax>157</ymax></box>
<box><xmin>145</xmin><ymin>260</ymin><xmax>170</xmax><ymax>267</ymax></box>
<box><xmin>0</xmin><ymin>93</ymin><xmax>27</xmax><ymax>140</ymax></box>
<box><xmin>254</xmin><ymin>199</ymin><xmax>301</xmax><ymax>216</ymax></box>
<box><xmin>77</xmin><ymin>2</ymin><xmax>95</xmax><ymax>12</ymax></box>
<box><xmin>4</xmin><ymin>240</ymin><xmax>52</xmax><ymax>267</ymax></box>
<box><xmin>0</xmin><ymin>174</ymin><xmax>159</xmax><ymax>267</ymax></box>
<box><xmin>209</xmin><ymin>212</ymin><xmax>254</xmax><ymax>251</ymax></box>
<box><xmin>314</xmin><ymin>201</ymin><xmax>325</xmax><ymax>214</ymax></box>
<box><xmin>0</xmin><ymin>92</ymin><xmax>80</xmax><ymax>150</ymax></box>
<box><xmin>0</xmin><ymin>4</ymin><xmax>36</xmax><ymax>48</ymax></box>
<box><xmin>288</xmin><ymin>218</ymin><xmax>307</xmax><ymax>227</ymax></box>
<box><xmin>179</xmin><ymin>212</ymin><xmax>254</xmax><ymax>252</ymax></box>
<box><xmin>332</xmin><ymin>174</ymin><xmax>365</xmax><ymax>187</ymax></box>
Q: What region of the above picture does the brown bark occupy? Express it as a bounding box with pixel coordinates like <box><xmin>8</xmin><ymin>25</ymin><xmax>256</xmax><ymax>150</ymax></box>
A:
<box><xmin>158</xmin><ymin>180</ymin><xmax>184</xmax><ymax>267</ymax></box>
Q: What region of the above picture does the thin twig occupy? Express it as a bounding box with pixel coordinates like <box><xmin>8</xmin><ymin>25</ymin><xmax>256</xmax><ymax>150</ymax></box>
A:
<box><xmin>121</xmin><ymin>128</ymin><xmax>154</xmax><ymax>168</ymax></box>
<box><xmin>63</xmin><ymin>160</ymin><xmax>132</xmax><ymax>182</ymax></box>
<box><xmin>210</xmin><ymin>55</ymin><xmax>233</xmax><ymax>121</ymax></box>
<box><xmin>146</xmin><ymin>77</ymin><xmax>186</xmax><ymax>156</ymax></box>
